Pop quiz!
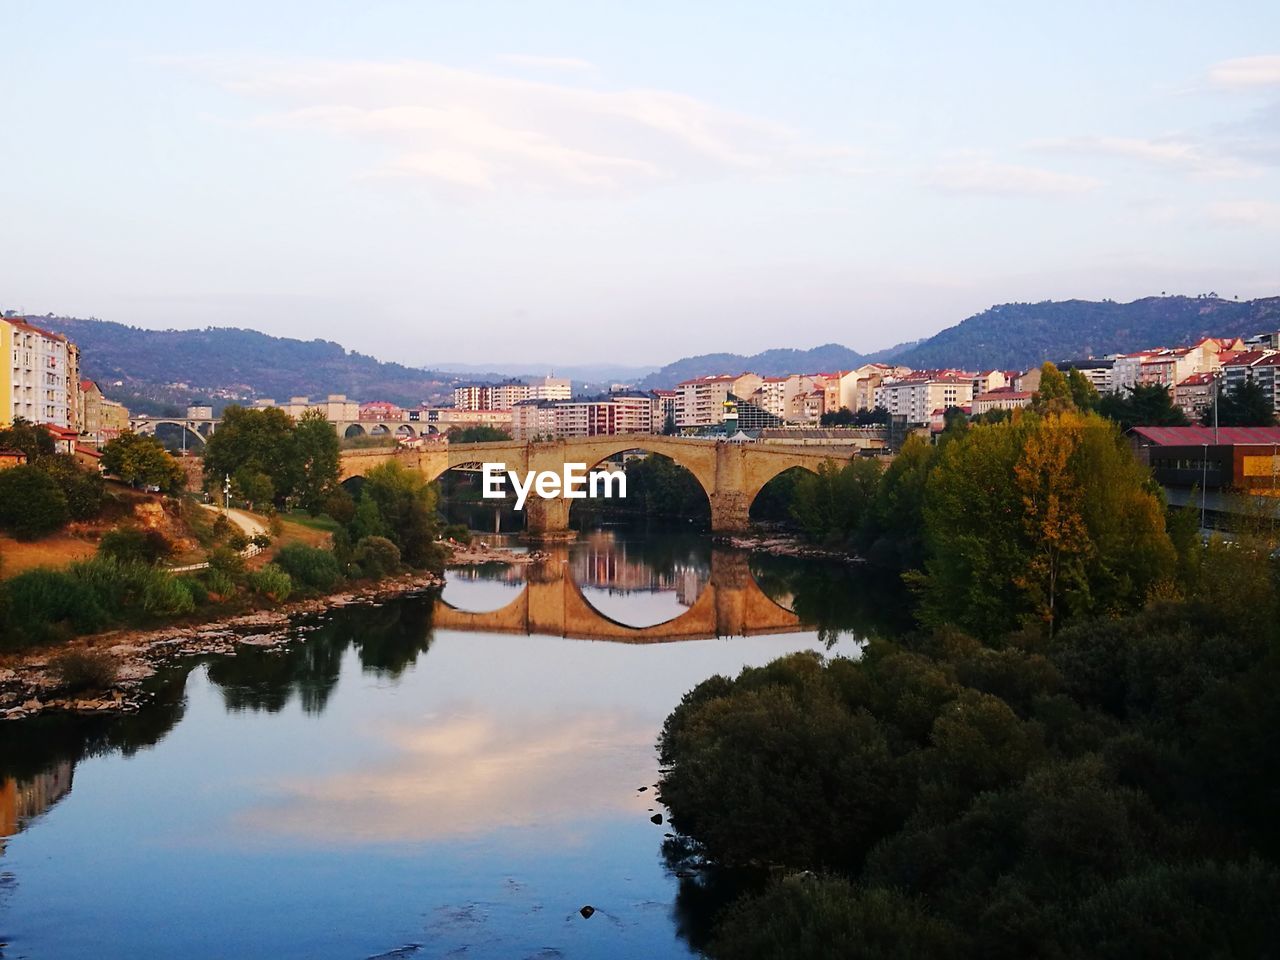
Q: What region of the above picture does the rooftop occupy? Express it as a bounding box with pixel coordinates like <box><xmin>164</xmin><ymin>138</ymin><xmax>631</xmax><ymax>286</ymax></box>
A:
<box><xmin>1130</xmin><ymin>425</ymin><xmax>1280</xmax><ymax>446</ymax></box>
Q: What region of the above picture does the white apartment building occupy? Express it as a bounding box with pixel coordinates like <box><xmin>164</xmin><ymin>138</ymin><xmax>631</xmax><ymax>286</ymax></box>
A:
<box><xmin>1</xmin><ymin>316</ymin><xmax>75</xmax><ymax>429</ymax></box>
<box><xmin>876</xmin><ymin>372</ymin><xmax>975</xmax><ymax>424</ymax></box>
<box><xmin>676</xmin><ymin>374</ymin><xmax>763</xmax><ymax>428</ymax></box>
<box><xmin>453</xmin><ymin>375</ymin><xmax>571</xmax><ymax>411</ymax></box>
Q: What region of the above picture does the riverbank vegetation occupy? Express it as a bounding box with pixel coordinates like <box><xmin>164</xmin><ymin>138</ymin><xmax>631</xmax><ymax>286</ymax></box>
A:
<box><xmin>659</xmin><ymin>376</ymin><xmax>1280</xmax><ymax>957</ymax></box>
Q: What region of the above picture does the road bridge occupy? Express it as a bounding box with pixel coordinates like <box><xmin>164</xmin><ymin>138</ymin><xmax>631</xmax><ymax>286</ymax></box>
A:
<box><xmin>339</xmin><ymin>434</ymin><xmax>857</xmax><ymax>535</ymax></box>
<box><xmin>434</xmin><ymin>550</ymin><xmax>804</xmax><ymax>642</ymax></box>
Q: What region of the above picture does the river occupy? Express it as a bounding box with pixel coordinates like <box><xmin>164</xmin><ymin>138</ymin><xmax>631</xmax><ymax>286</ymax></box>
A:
<box><xmin>0</xmin><ymin>528</ymin><xmax>900</xmax><ymax>959</ymax></box>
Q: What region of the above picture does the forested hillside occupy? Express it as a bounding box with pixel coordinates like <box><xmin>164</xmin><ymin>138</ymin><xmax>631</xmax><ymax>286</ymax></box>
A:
<box><xmin>886</xmin><ymin>295</ymin><xmax>1280</xmax><ymax>370</ymax></box>
<box><xmin>28</xmin><ymin>316</ymin><xmax>460</xmax><ymax>414</ymax></box>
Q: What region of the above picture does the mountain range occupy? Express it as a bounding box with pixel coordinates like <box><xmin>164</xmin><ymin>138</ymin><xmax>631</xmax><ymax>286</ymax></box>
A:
<box><xmin>19</xmin><ymin>294</ymin><xmax>1280</xmax><ymax>413</ymax></box>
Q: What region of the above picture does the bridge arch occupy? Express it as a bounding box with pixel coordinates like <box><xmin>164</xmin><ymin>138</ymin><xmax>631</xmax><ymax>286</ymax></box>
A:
<box><xmin>134</xmin><ymin>419</ymin><xmax>209</xmax><ymax>451</ymax></box>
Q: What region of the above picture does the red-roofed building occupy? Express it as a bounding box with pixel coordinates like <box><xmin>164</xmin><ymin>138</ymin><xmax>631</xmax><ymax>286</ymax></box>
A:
<box><xmin>1130</xmin><ymin>425</ymin><xmax>1280</xmax><ymax>501</ymax></box>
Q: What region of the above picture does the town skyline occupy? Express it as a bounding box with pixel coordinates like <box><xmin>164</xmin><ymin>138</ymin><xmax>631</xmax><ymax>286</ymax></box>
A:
<box><xmin>3</xmin><ymin>2</ymin><xmax>1279</xmax><ymax>364</ymax></box>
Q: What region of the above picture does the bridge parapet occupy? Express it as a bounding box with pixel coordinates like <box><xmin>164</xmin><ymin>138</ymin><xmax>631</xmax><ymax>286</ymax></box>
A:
<box><xmin>340</xmin><ymin>434</ymin><xmax>856</xmax><ymax>535</ymax></box>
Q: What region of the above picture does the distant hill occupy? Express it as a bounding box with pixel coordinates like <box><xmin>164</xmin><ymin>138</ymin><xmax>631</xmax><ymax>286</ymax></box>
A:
<box><xmin>638</xmin><ymin>343</ymin><xmax>867</xmax><ymax>390</ymax></box>
<box><xmin>28</xmin><ymin>316</ymin><xmax>461</xmax><ymax>415</ymax></box>
<box><xmin>639</xmin><ymin>296</ymin><xmax>1280</xmax><ymax>387</ymax></box>
<box><xmin>884</xmin><ymin>296</ymin><xmax>1280</xmax><ymax>371</ymax></box>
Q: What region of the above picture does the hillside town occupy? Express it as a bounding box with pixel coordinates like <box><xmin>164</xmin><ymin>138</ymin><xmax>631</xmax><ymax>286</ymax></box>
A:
<box><xmin>7</xmin><ymin>313</ymin><xmax>1280</xmax><ymax>457</ymax></box>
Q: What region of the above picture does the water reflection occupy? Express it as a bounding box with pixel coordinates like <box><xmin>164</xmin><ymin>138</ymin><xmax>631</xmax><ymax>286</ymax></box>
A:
<box><xmin>0</xmin><ymin>530</ymin><xmax>907</xmax><ymax>959</ymax></box>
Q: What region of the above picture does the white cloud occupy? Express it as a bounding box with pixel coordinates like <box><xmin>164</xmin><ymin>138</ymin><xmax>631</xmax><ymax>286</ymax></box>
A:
<box><xmin>178</xmin><ymin>56</ymin><xmax>852</xmax><ymax>192</ymax></box>
<box><xmin>1033</xmin><ymin>135</ymin><xmax>1257</xmax><ymax>178</ymax></box>
<box><xmin>1208</xmin><ymin>54</ymin><xmax>1280</xmax><ymax>89</ymax></box>
<box><xmin>925</xmin><ymin>158</ymin><xmax>1101</xmax><ymax>196</ymax></box>
<box><xmin>1207</xmin><ymin>199</ymin><xmax>1280</xmax><ymax>225</ymax></box>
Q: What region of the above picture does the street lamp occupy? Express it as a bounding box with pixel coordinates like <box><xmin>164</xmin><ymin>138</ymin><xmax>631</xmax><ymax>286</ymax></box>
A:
<box><xmin>223</xmin><ymin>473</ymin><xmax>231</xmax><ymax>511</ymax></box>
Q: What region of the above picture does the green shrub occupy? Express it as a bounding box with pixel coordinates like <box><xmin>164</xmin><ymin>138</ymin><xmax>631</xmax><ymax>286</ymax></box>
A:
<box><xmin>142</xmin><ymin>574</ymin><xmax>197</xmax><ymax>616</ymax></box>
<box><xmin>97</xmin><ymin>526</ymin><xmax>172</xmax><ymax>565</ymax></box>
<box><xmin>0</xmin><ymin>466</ymin><xmax>69</xmax><ymax>540</ymax></box>
<box><xmin>0</xmin><ymin>568</ymin><xmax>109</xmax><ymax>648</ymax></box>
<box><xmin>227</xmin><ymin>532</ymin><xmax>250</xmax><ymax>552</ymax></box>
<box><xmin>180</xmin><ymin>576</ymin><xmax>209</xmax><ymax>605</ymax></box>
<box><xmin>274</xmin><ymin>544</ymin><xmax>342</xmax><ymax>592</ymax></box>
<box><xmin>203</xmin><ymin>568</ymin><xmax>238</xmax><ymax>599</ymax></box>
<box><xmin>352</xmin><ymin>535</ymin><xmax>401</xmax><ymax>578</ymax></box>
<box><xmin>48</xmin><ymin>648</ymin><xmax>119</xmax><ymax>693</ymax></box>
<box><xmin>250</xmin><ymin>533</ymin><xmax>272</xmax><ymax>548</ymax></box>
<box><xmin>442</xmin><ymin>523</ymin><xmax>473</xmax><ymax>545</ymax></box>
<box><xmin>247</xmin><ymin>563</ymin><xmax>292</xmax><ymax>601</ymax></box>
<box><xmin>207</xmin><ymin>546</ymin><xmax>246</xmax><ymax>581</ymax></box>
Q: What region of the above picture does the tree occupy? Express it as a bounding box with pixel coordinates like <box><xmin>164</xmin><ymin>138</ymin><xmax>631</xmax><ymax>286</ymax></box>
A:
<box><xmin>920</xmin><ymin>412</ymin><xmax>1173</xmax><ymax>636</ymax></box>
<box><xmin>662</xmin><ymin>411</ymin><xmax>678</xmax><ymax>435</ymax></box>
<box><xmin>101</xmin><ymin>432</ymin><xmax>186</xmax><ymax>492</ymax></box>
<box><xmin>1204</xmin><ymin>379</ymin><xmax>1275</xmax><ymax>427</ymax></box>
<box><xmin>356</xmin><ymin>461</ymin><xmax>446</xmax><ymax>569</ymax></box>
<box><xmin>202</xmin><ymin>406</ymin><xmax>298</xmax><ymax>506</ymax></box>
<box><xmin>449</xmin><ymin>425</ymin><xmax>511</xmax><ymax>443</ymax></box>
<box><xmin>1066</xmin><ymin>369</ymin><xmax>1100</xmax><ymax>411</ymax></box>
<box><xmin>790</xmin><ymin>458</ymin><xmax>883</xmax><ymax>547</ymax></box>
<box><xmin>1098</xmin><ymin>383</ymin><xmax>1188</xmax><ymax>431</ymax></box>
<box><xmin>1030</xmin><ymin>362</ymin><xmax>1074</xmax><ymax>415</ymax></box>
<box><xmin>0</xmin><ymin>418</ymin><xmax>55</xmax><ymax>460</ymax></box>
<box><xmin>0</xmin><ymin>465</ymin><xmax>69</xmax><ymax>539</ymax></box>
<box><xmin>34</xmin><ymin>453</ymin><xmax>104</xmax><ymax>519</ymax></box>
<box><xmin>293</xmin><ymin>409</ymin><xmax>341</xmax><ymax>514</ymax></box>
<box><xmin>1012</xmin><ymin>413</ymin><xmax>1090</xmax><ymax>634</ymax></box>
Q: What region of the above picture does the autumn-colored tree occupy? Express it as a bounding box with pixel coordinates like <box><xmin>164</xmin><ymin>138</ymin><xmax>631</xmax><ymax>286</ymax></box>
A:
<box><xmin>1013</xmin><ymin>413</ymin><xmax>1091</xmax><ymax>633</ymax></box>
<box><xmin>921</xmin><ymin>411</ymin><xmax>1174</xmax><ymax>636</ymax></box>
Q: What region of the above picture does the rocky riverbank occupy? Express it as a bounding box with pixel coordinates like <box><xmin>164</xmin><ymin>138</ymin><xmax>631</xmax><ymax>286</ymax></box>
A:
<box><xmin>712</xmin><ymin>532</ymin><xmax>864</xmax><ymax>563</ymax></box>
<box><xmin>0</xmin><ymin>569</ymin><xmax>445</xmax><ymax>722</ymax></box>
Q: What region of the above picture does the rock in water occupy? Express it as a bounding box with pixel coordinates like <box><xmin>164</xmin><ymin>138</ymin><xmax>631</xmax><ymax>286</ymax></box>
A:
<box><xmin>579</xmin><ymin>905</ymin><xmax>595</xmax><ymax>919</ymax></box>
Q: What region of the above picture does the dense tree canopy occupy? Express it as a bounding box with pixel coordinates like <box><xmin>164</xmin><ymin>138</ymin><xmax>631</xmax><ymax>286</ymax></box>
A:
<box><xmin>1097</xmin><ymin>383</ymin><xmax>1189</xmax><ymax>431</ymax></box>
<box><xmin>102</xmin><ymin>432</ymin><xmax>185</xmax><ymax>493</ymax></box>
<box><xmin>1203</xmin><ymin>379</ymin><xmax>1276</xmax><ymax>427</ymax></box>
<box><xmin>921</xmin><ymin>411</ymin><xmax>1174</xmax><ymax>636</ymax></box>
<box><xmin>201</xmin><ymin>405</ymin><xmax>340</xmax><ymax>511</ymax></box>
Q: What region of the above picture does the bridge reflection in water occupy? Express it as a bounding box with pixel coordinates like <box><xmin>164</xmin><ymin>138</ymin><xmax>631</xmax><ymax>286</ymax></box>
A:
<box><xmin>435</xmin><ymin>546</ymin><xmax>805</xmax><ymax>642</ymax></box>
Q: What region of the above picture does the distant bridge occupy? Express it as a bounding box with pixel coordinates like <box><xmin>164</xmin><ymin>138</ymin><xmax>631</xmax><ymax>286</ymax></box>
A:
<box><xmin>130</xmin><ymin>415</ymin><xmax>220</xmax><ymax>447</ymax></box>
<box><xmin>340</xmin><ymin>434</ymin><xmax>855</xmax><ymax>535</ymax></box>
<box><xmin>435</xmin><ymin>550</ymin><xmax>804</xmax><ymax>642</ymax></box>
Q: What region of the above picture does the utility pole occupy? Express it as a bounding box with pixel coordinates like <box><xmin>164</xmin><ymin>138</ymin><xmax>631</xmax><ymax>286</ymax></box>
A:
<box><xmin>1213</xmin><ymin>372</ymin><xmax>1220</xmax><ymax>444</ymax></box>
<box><xmin>1201</xmin><ymin>442</ymin><xmax>1209</xmax><ymax>532</ymax></box>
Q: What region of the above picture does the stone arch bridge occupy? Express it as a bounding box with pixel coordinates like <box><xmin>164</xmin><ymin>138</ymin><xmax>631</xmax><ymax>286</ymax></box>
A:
<box><xmin>435</xmin><ymin>550</ymin><xmax>804</xmax><ymax>642</ymax></box>
<box><xmin>340</xmin><ymin>434</ymin><xmax>856</xmax><ymax>535</ymax></box>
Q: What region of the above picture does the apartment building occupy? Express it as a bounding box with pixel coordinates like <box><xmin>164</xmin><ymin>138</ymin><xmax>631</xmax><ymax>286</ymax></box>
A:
<box><xmin>1</xmin><ymin>316</ymin><xmax>76</xmax><ymax>429</ymax></box>
<box><xmin>1174</xmin><ymin>372</ymin><xmax>1217</xmax><ymax>420</ymax></box>
<box><xmin>676</xmin><ymin>374</ymin><xmax>763</xmax><ymax>427</ymax></box>
<box><xmin>876</xmin><ymin>371</ymin><xmax>975</xmax><ymax>424</ymax></box>
<box><xmin>453</xmin><ymin>375</ymin><xmax>571</xmax><ymax>411</ymax></box>
<box><xmin>254</xmin><ymin>394</ymin><xmax>363</xmax><ymax>421</ymax></box>
<box><xmin>78</xmin><ymin>380</ymin><xmax>130</xmax><ymax>445</ymax></box>
<box><xmin>1223</xmin><ymin>351</ymin><xmax>1280</xmax><ymax>415</ymax></box>
<box><xmin>972</xmin><ymin>387</ymin><xmax>1032</xmax><ymax>415</ymax></box>
<box><xmin>511</xmin><ymin>399</ymin><xmax>620</xmax><ymax>439</ymax></box>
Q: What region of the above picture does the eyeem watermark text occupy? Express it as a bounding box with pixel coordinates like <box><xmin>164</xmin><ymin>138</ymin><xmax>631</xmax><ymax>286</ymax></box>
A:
<box><xmin>481</xmin><ymin>463</ymin><xmax>626</xmax><ymax>510</ymax></box>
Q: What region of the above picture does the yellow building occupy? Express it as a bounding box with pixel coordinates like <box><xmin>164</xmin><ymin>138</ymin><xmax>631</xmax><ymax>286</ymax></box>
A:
<box><xmin>1</xmin><ymin>316</ymin><xmax>76</xmax><ymax>429</ymax></box>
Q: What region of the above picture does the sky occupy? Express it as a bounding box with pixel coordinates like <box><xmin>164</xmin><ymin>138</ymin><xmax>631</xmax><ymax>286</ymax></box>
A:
<box><xmin>1</xmin><ymin>1</ymin><xmax>1278</xmax><ymax>367</ymax></box>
